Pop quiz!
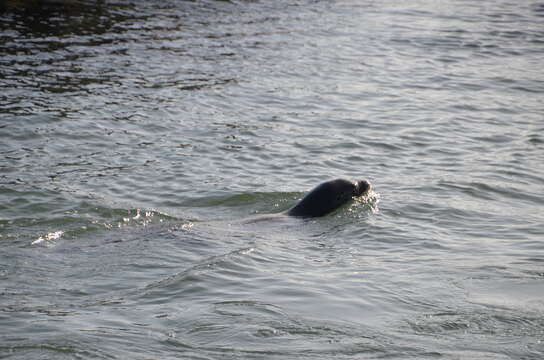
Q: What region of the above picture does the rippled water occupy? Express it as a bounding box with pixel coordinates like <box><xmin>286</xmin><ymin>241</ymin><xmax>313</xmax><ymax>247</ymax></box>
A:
<box><xmin>1</xmin><ymin>0</ymin><xmax>543</xmax><ymax>359</ymax></box>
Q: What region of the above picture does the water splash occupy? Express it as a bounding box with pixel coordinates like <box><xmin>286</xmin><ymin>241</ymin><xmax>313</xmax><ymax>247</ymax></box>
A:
<box><xmin>31</xmin><ymin>231</ymin><xmax>64</xmax><ymax>246</ymax></box>
<box><xmin>356</xmin><ymin>189</ymin><xmax>381</xmax><ymax>213</ymax></box>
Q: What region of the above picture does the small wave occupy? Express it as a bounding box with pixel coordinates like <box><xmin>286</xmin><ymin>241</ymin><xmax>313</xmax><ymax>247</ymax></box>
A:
<box><xmin>23</xmin><ymin>206</ymin><xmax>176</xmax><ymax>247</ymax></box>
<box><xmin>439</xmin><ymin>180</ymin><xmax>543</xmax><ymax>205</ymax></box>
<box><xmin>31</xmin><ymin>230</ymin><xmax>64</xmax><ymax>246</ymax></box>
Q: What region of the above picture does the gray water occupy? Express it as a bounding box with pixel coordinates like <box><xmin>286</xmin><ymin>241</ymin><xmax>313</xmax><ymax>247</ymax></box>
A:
<box><xmin>1</xmin><ymin>0</ymin><xmax>544</xmax><ymax>358</ymax></box>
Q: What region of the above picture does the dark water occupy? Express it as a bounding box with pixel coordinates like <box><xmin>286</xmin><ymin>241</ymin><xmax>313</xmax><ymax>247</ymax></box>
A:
<box><xmin>1</xmin><ymin>0</ymin><xmax>544</xmax><ymax>358</ymax></box>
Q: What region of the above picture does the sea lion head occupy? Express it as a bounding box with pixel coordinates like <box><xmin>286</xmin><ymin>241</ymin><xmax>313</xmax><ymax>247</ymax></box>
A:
<box><xmin>353</xmin><ymin>179</ymin><xmax>371</xmax><ymax>197</ymax></box>
<box><xmin>287</xmin><ymin>178</ymin><xmax>372</xmax><ymax>218</ymax></box>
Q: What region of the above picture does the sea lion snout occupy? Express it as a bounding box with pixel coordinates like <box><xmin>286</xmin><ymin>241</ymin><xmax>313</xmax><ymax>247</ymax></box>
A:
<box><xmin>354</xmin><ymin>180</ymin><xmax>371</xmax><ymax>196</ymax></box>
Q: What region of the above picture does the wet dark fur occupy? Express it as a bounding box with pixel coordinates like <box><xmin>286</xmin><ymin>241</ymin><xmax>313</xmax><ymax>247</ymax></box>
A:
<box><xmin>287</xmin><ymin>179</ymin><xmax>370</xmax><ymax>218</ymax></box>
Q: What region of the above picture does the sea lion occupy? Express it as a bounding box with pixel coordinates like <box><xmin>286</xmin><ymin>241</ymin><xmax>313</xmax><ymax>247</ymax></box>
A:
<box><xmin>287</xmin><ymin>179</ymin><xmax>371</xmax><ymax>218</ymax></box>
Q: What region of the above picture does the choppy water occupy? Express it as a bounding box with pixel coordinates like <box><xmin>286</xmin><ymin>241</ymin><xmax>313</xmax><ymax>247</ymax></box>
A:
<box><xmin>1</xmin><ymin>0</ymin><xmax>544</xmax><ymax>358</ymax></box>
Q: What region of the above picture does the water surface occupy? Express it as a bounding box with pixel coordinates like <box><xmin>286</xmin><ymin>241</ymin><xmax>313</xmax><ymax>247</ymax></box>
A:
<box><xmin>1</xmin><ymin>0</ymin><xmax>543</xmax><ymax>359</ymax></box>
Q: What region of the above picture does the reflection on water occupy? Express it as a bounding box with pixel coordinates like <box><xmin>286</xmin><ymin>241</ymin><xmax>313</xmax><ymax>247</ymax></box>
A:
<box><xmin>1</xmin><ymin>0</ymin><xmax>114</xmax><ymax>37</ymax></box>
